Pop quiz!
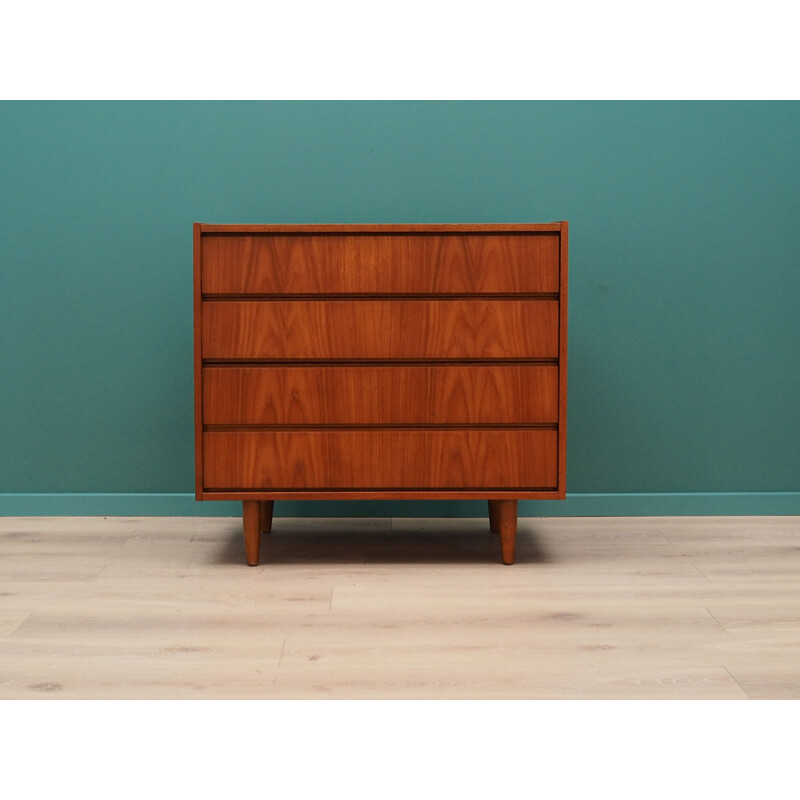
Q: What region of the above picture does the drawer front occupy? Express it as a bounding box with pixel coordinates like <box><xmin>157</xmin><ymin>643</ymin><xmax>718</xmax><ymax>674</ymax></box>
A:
<box><xmin>202</xmin><ymin>299</ymin><xmax>559</xmax><ymax>360</ymax></box>
<box><xmin>203</xmin><ymin>429</ymin><xmax>558</xmax><ymax>490</ymax></box>
<box><xmin>203</xmin><ymin>364</ymin><xmax>559</xmax><ymax>425</ymax></box>
<box><xmin>201</xmin><ymin>233</ymin><xmax>560</xmax><ymax>295</ymax></box>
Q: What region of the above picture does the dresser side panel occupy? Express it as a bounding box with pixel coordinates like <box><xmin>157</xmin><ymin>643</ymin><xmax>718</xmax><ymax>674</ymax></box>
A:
<box><xmin>193</xmin><ymin>223</ymin><xmax>204</xmax><ymax>499</ymax></box>
<box><xmin>558</xmin><ymin>221</ymin><xmax>569</xmax><ymax>498</ymax></box>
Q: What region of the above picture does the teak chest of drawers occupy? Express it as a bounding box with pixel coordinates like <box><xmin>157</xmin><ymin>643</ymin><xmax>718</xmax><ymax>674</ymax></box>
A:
<box><xmin>193</xmin><ymin>222</ymin><xmax>568</xmax><ymax>565</ymax></box>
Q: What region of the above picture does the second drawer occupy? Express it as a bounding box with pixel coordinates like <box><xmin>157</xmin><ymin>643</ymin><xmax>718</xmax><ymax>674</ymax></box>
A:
<box><xmin>203</xmin><ymin>363</ymin><xmax>559</xmax><ymax>425</ymax></box>
<box><xmin>201</xmin><ymin>299</ymin><xmax>559</xmax><ymax>360</ymax></box>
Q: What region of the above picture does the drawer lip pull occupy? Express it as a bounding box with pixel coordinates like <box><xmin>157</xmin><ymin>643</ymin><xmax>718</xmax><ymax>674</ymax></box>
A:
<box><xmin>201</xmin><ymin>358</ymin><xmax>560</xmax><ymax>365</ymax></box>
<box><xmin>201</xmin><ymin>490</ymin><xmax>563</xmax><ymax>500</ymax></box>
<box><xmin>205</xmin><ymin>487</ymin><xmax>560</xmax><ymax>493</ymax></box>
<box><xmin>203</xmin><ymin>424</ymin><xmax>560</xmax><ymax>431</ymax></box>
<box><xmin>201</xmin><ymin>292</ymin><xmax>561</xmax><ymax>301</ymax></box>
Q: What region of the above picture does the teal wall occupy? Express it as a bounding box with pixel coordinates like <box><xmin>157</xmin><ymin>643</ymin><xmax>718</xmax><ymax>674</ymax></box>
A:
<box><xmin>1</xmin><ymin>101</ymin><xmax>799</xmax><ymax>516</ymax></box>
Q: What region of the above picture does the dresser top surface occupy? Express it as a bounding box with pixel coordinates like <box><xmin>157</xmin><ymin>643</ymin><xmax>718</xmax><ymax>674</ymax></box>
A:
<box><xmin>196</xmin><ymin>222</ymin><xmax>566</xmax><ymax>234</ymax></box>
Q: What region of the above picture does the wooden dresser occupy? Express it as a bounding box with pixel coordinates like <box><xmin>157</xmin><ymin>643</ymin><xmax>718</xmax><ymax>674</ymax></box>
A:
<box><xmin>194</xmin><ymin>223</ymin><xmax>568</xmax><ymax>565</ymax></box>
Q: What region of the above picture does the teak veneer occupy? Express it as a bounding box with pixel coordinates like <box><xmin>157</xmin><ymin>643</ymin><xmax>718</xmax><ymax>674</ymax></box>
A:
<box><xmin>194</xmin><ymin>222</ymin><xmax>568</xmax><ymax>565</ymax></box>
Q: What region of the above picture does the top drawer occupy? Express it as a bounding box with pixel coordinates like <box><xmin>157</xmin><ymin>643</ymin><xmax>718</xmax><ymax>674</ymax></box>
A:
<box><xmin>201</xmin><ymin>233</ymin><xmax>560</xmax><ymax>295</ymax></box>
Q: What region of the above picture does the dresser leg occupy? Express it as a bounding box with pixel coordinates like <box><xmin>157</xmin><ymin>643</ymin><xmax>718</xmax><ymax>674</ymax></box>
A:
<box><xmin>242</xmin><ymin>500</ymin><xmax>261</xmax><ymax>566</ymax></box>
<box><xmin>260</xmin><ymin>500</ymin><xmax>274</xmax><ymax>533</ymax></box>
<box><xmin>497</xmin><ymin>500</ymin><xmax>518</xmax><ymax>565</ymax></box>
<box><xmin>488</xmin><ymin>500</ymin><xmax>500</xmax><ymax>533</ymax></box>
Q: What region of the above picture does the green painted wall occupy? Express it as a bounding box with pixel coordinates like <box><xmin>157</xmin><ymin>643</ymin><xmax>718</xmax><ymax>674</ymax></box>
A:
<box><xmin>1</xmin><ymin>101</ymin><xmax>798</xmax><ymax>516</ymax></box>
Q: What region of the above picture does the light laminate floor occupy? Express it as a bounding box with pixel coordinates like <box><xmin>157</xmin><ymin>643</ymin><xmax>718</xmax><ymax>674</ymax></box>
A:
<box><xmin>1</xmin><ymin>515</ymin><xmax>798</xmax><ymax>699</ymax></box>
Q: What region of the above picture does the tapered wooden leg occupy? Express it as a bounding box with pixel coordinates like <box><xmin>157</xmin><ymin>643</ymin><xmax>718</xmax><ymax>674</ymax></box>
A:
<box><xmin>242</xmin><ymin>500</ymin><xmax>261</xmax><ymax>566</ymax></box>
<box><xmin>260</xmin><ymin>500</ymin><xmax>274</xmax><ymax>533</ymax></box>
<box><xmin>488</xmin><ymin>500</ymin><xmax>500</xmax><ymax>533</ymax></box>
<box><xmin>497</xmin><ymin>499</ymin><xmax>518</xmax><ymax>565</ymax></box>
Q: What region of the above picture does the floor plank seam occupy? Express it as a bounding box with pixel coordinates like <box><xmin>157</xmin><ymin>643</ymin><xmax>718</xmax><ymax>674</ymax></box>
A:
<box><xmin>723</xmin><ymin>665</ymin><xmax>751</xmax><ymax>699</ymax></box>
<box><xmin>687</xmin><ymin>559</ymin><xmax>714</xmax><ymax>584</ymax></box>
<box><xmin>272</xmin><ymin>637</ymin><xmax>287</xmax><ymax>684</ymax></box>
<box><xmin>704</xmin><ymin>608</ymin><xmax>731</xmax><ymax>635</ymax></box>
<box><xmin>7</xmin><ymin>609</ymin><xmax>37</xmax><ymax>638</ymax></box>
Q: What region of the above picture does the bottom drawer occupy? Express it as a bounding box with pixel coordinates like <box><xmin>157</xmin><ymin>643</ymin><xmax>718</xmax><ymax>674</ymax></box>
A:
<box><xmin>203</xmin><ymin>429</ymin><xmax>557</xmax><ymax>490</ymax></box>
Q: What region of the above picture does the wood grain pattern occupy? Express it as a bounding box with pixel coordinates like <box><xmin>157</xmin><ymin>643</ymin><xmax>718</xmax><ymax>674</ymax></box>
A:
<box><xmin>201</xmin><ymin>233</ymin><xmax>560</xmax><ymax>295</ymax></box>
<box><xmin>202</xmin><ymin>364</ymin><xmax>559</xmax><ymax>425</ymax></box>
<box><xmin>203</xmin><ymin>429</ymin><xmax>558</xmax><ymax>490</ymax></box>
<box><xmin>201</xmin><ymin>299</ymin><xmax>559</xmax><ymax>361</ymax></box>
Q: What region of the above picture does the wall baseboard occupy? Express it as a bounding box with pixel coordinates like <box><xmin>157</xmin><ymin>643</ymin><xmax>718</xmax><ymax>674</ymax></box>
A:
<box><xmin>0</xmin><ymin>492</ymin><xmax>798</xmax><ymax>517</ymax></box>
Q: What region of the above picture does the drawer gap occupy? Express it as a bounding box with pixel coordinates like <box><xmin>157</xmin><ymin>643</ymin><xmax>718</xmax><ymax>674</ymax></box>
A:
<box><xmin>202</xmin><ymin>292</ymin><xmax>560</xmax><ymax>301</ymax></box>
<box><xmin>204</xmin><ymin>423</ymin><xmax>559</xmax><ymax>432</ymax></box>
<box><xmin>202</xmin><ymin>358</ymin><xmax>560</xmax><ymax>365</ymax></box>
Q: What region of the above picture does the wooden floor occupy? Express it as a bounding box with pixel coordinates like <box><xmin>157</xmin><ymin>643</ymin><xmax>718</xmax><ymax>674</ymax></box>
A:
<box><xmin>1</xmin><ymin>515</ymin><xmax>798</xmax><ymax>699</ymax></box>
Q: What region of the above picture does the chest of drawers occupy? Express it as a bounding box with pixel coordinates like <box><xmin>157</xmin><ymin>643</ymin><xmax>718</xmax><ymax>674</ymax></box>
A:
<box><xmin>194</xmin><ymin>223</ymin><xmax>568</xmax><ymax>565</ymax></box>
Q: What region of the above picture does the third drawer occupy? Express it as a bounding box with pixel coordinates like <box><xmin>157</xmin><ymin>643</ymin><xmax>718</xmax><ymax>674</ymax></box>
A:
<box><xmin>203</xmin><ymin>363</ymin><xmax>559</xmax><ymax>425</ymax></box>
